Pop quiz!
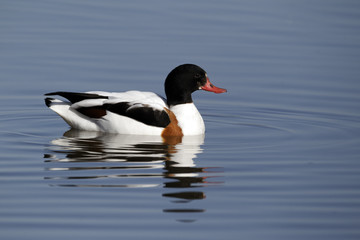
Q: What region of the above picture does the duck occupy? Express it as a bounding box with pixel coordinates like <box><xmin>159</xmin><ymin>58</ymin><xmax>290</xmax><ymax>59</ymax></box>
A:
<box><xmin>44</xmin><ymin>64</ymin><xmax>227</xmax><ymax>136</ymax></box>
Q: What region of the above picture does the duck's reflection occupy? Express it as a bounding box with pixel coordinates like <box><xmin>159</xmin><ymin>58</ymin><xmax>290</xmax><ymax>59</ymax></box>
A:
<box><xmin>44</xmin><ymin>129</ymin><xmax>222</xmax><ymax>222</ymax></box>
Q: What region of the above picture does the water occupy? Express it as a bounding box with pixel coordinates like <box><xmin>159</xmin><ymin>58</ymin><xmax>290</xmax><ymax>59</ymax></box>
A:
<box><xmin>1</xmin><ymin>0</ymin><xmax>360</xmax><ymax>239</ymax></box>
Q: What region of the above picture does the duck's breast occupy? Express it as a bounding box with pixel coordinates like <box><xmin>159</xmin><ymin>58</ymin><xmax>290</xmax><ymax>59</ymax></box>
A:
<box><xmin>170</xmin><ymin>103</ymin><xmax>205</xmax><ymax>135</ymax></box>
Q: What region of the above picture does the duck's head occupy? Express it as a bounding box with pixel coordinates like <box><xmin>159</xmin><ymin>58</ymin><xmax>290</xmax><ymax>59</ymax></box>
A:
<box><xmin>165</xmin><ymin>64</ymin><xmax>227</xmax><ymax>106</ymax></box>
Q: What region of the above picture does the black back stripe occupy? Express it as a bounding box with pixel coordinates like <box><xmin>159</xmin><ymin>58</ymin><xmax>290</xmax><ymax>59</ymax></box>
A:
<box><xmin>44</xmin><ymin>97</ymin><xmax>55</xmax><ymax>107</ymax></box>
<box><xmin>44</xmin><ymin>91</ymin><xmax>108</xmax><ymax>104</ymax></box>
<box><xmin>104</xmin><ymin>103</ymin><xmax>170</xmax><ymax>128</ymax></box>
<box><xmin>77</xmin><ymin>107</ymin><xmax>107</xmax><ymax>118</ymax></box>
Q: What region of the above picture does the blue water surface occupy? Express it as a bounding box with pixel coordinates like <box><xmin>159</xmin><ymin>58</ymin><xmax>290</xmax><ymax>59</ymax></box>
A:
<box><xmin>1</xmin><ymin>1</ymin><xmax>360</xmax><ymax>239</ymax></box>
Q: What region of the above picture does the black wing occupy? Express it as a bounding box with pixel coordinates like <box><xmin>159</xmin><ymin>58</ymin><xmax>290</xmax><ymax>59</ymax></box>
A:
<box><xmin>73</xmin><ymin>102</ymin><xmax>170</xmax><ymax>128</ymax></box>
<box><xmin>103</xmin><ymin>102</ymin><xmax>171</xmax><ymax>128</ymax></box>
<box><xmin>45</xmin><ymin>91</ymin><xmax>108</xmax><ymax>104</ymax></box>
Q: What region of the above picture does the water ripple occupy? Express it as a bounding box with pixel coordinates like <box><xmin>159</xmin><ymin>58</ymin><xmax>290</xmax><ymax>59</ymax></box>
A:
<box><xmin>44</xmin><ymin>129</ymin><xmax>223</xmax><ymax>220</ymax></box>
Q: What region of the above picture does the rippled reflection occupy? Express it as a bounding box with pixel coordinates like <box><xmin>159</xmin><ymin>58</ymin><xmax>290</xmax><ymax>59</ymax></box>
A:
<box><xmin>44</xmin><ymin>129</ymin><xmax>222</xmax><ymax>221</ymax></box>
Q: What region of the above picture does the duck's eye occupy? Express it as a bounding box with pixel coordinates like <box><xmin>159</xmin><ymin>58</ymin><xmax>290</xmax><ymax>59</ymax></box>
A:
<box><xmin>194</xmin><ymin>73</ymin><xmax>201</xmax><ymax>79</ymax></box>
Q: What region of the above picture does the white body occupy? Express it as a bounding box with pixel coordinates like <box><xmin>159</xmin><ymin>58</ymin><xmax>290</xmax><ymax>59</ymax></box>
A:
<box><xmin>47</xmin><ymin>91</ymin><xmax>206</xmax><ymax>135</ymax></box>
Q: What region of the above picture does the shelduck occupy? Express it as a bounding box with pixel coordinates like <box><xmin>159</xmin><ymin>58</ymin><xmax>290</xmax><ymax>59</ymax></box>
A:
<box><xmin>44</xmin><ymin>64</ymin><xmax>227</xmax><ymax>136</ymax></box>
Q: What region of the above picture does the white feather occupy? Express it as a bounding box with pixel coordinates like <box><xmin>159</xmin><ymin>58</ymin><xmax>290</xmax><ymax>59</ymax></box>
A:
<box><xmin>71</xmin><ymin>98</ymin><xmax>107</xmax><ymax>109</ymax></box>
<box><xmin>170</xmin><ymin>103</ymin><xmax>205</xmax><ymax>135</ymax></box>
<box><xmin>88</xmin><ymin>91</ymin><xmax>167</xmax><ymax>112</ymax></box>
<box><xmin>48</xmin><ymin>99</ymin><xmax>100</xmax><ymax>131</ymax></box>
<box><xmin>96</xmin><ymin>112</ymin><xmax>163</xmax><ymax>135</ymax></box>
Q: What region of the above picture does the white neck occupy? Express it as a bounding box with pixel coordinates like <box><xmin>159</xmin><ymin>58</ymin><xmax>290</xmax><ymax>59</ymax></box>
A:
<box><xmin>169</xmin><ymin>103</ymin><xmax>205</xmax><ymax>135</ymax></box>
